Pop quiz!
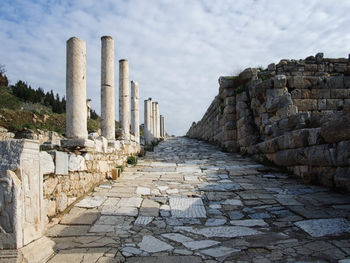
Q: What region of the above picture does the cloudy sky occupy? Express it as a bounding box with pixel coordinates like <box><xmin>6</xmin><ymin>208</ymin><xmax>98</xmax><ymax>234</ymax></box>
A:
<box><xmin>1</xmin><ymin>0</ymin><xmax>349</xmax><ymax>135</ymax></box>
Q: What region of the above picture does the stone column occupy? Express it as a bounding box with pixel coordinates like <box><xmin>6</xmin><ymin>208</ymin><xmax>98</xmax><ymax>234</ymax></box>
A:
<box><xmin>131</xmin><ymin>81</ymin><xmax>140</xmax><ymax>144</ymax></box>
<box><xmin>144</xmin><ymin>98</ymin><xmax>153</xmax><ymax>144</ymax></box>
<box><xmin>119</xmin><ymin>59</ymin><xmax>130</xmax><ymax>140</ymax></box>
<box><xmin>66</xmin><ymin>37</ymin><xmax>87</xmax><ymax>139</ymax></box>
<box><xmin>156</xmin><ymin>103</ymin><xmax>160</xmax><ymax>138</ymax></box>
<box><xmin>160</xmin><ymin>115</ymin><xmax>165</xmax><ymax>137</ymax></box>
<box><xmin>101</xmin><ymin>36</ymin><xmax>115</xmax><ymax>140</ymax></box>
<box><xmin>152</xmin><ymin>102</ymin><xmax>157</xmax><ymax>139</ymax></box>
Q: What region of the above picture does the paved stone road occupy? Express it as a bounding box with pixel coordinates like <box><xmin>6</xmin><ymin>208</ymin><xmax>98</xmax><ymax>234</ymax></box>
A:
<box><xmin>46</xmin><ymin>137</ymin><xmax>350</xmax><ymax>262</ymax></box>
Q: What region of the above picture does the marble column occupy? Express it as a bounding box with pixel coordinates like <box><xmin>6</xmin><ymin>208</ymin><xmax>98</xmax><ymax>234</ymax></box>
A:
<box><xmin>156</xmin><ymin>103</ymin><xmax>160</xmax><ymax>138</ymax></box>
<box><xmin>66</xmin><ymin>37</ymin><xmax>87</xmax><ymax>139</ymax></box>
<box><xmin>152</xmin><ymin>102</ymin><xmax>157</xmax><ymax>138</ymax></box>
<box><xmin>131</xmin><ymin>80</ymin><xmax>140</xmax><ymax>144</ymax></box>
<box><xmin>119</xmin><ymin>59</ymin><xmax>130</xmax><ymax>140</ymax></box>
<box><xmin>144</xmin><ymin>98</ymin><xmax>153</xmax><ymax>144</ymax></box>
<box><xmin>101</xmin><ymin>36</ymin><xmax>115</xmax><ymax>140</ymax></box>
<box><xmin>160</xmin><ymin>115</ymin><xmax>165</xmax><ymax>137</ymax></box>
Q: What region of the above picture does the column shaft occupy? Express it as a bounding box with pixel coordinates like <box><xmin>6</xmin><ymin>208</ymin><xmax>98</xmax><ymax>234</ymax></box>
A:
<box><xmin>160</xmin><ymin>115</ymin><xmax>165</xmax><ymax>137</ymax></box>
<box><xmin>119</xmin><ymin>59</ymin><xmax>130</xmax><ymax>139</ymax></box>
<box><xmin>101</xmin><ymin>36</ymin><xmax>115</xmax><ymax>140</ymax></box>
<box><xmin>66</xmin><ymin>37</ymin><xmax>87</xmax><ymax>139</ymax></box>
<box><xmin>152</xmin><ymin>102</ymin><xmax>157</xmax><ymax>138</ymax></box>
<box><xmin>144</xmin><ymin>98</ymin><xmax>153</xmax><ymax>144</ymax></box>
<box><xmin>131</xmin><ymin>81</ymin><xmax>140</xmax><ymax>144</ymax></box>
<box><xmin>156</xmin><ymin>103</ymin><xmax>160</xmax><ymax>138</ymax></box>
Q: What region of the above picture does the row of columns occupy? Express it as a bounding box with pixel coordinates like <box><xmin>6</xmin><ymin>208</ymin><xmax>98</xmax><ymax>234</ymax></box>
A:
<box><xmin>144</xmin><ymin>98</ymin><xmax>166</xmax><ymax>145</ymax></box>
<box><xmin>65</xmin><ymin>36</ymin><xmax>140</xmax><ymax>144</ymax></box>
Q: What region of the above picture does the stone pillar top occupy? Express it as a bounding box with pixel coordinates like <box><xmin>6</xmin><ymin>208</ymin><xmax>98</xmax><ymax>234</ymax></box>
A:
<box><xmin>67</xmin><ymin>36</ymin><xmax>84</xmax><ymax>43</ymax></box>
<box><xmin>119</xmin><ymin>59</ymin><xmax>128</xmax><ymax>62</ymax></box>
<box><xmin>101</xmin><ymin>35</ymin><xmax>113</xmax><ymax>40</ymax></box>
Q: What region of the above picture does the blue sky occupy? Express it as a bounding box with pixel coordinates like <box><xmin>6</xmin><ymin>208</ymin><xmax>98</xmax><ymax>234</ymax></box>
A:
<box><xmin>1</xmin><ymin>0</ymin><xmax>350</xmax><ymax>135</ymax></box>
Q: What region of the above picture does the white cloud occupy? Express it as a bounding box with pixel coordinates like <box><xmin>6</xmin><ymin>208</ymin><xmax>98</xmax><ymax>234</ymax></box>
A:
<box><xmin>1</xmin><ymin>0</ymin><xmax>349</xmax><ymax>135</ymax></box>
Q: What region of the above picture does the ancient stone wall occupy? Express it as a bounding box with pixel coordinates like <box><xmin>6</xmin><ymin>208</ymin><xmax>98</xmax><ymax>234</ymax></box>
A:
<box><xmin>187</xmin><ymin>54</ymin><xmax>350</xmax><ymax>191</ymax></box>
<box><xmin>0</xmin><ymin>137</ymin><xmax>138</xmax><ymax>249</ymax></box>
<box><xmin>42</xmin><ymin>137</ymin><xmax>138</xmax><ymax>218</ymax></box>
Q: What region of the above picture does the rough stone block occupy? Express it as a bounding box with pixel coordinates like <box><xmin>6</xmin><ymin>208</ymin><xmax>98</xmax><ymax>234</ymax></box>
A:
<box><xmin>331</xmin><ymin>89</ymin><xmax>350</xmax><ymax>99</ymax></box>
<box><xmin>53</xmin><ymin>151</ymin><xmax>68</xmax><ymax>175</ymax></box>
<box><xmin>318</xmin><ymin>99</ymin><xmax>327</xmax><ymax>110</ymax></box>
<box><xmin>334</xmin><ymin>167</ymin><xmax>350</xmax><ymax>191</ymax></box>
<box><xmin>327</xmin><ymin>76</ymin><xmax>344</xmax><ymax>89</ymax></box>
<box><xmin>320</xmin><ymin>115</ymin><xmax>350</xmax><ymax>143</ymax></box>
<box><xmin>68</xmin><ymin>154</ymin><xmax>85</xmax><ymax>172</ymax></box>
<box><xmin>61</xmin><ymin>138</ymin><xmax>94</xmax><ymax>148</ymax></box>
<box><xmin>39</xmin><ymin>151</ymin><xmax>55</xmax><ymax>175</ymax></box>
<box><xmin>0</xmin><ymin>140</ymin><xmax>45</xmax><ymax>249</ymax></box>
<box><xmin>293</xmin><ymin>99</ymin><xmax>318</xmax><ymax>111</ymax></box>
<box><xmin>273</xmin><ymin>75</ymin><xmax>287</xmax><ymax>88</ymax></box>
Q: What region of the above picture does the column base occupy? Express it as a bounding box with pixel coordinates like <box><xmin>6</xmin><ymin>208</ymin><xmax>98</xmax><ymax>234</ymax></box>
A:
<box><xmin>61</xmin><ymin>138</ymin><xmax>94</xmax><ymax>149</ymax></box>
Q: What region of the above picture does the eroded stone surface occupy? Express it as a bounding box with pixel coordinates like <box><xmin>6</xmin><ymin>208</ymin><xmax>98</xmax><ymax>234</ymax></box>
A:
<box><xmin>294</xmin><ymin>218</ymin><xmax>350</xmax><ymax>237</ymax></box>
<box><xmin>138</xmin><ymin>235</ymin><xmax>173</xmax><ymax>253</ymax></box>
<box><xmin>169</xmin><ymin>197</ymin><xmax>206</xmax><ymax>218</ymax></box>
<box><xmin>42</xmin><ymin>137</ymin><xmax>350</xmax><ymax>262</ymax></box>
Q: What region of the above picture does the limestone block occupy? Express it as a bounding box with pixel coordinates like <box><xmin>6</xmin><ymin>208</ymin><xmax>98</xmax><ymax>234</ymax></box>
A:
<box><xmin>327</xmin><ymin>76</ymin><xmax>344</xmax><ymax>89</ymax></box>
<box><xmin>293</xmin><ymin>99</ymin><xmax>318</xmax><ymax>111</ymax></box>
<box><xmin>276</xmin><ymin>105</ymin><xmax>298</xmax><ymax>119</ymax></box>
<box><xmin>268</xmin><ymin>63</ymin><xmax>276</xmax><ymax>71</ymax></box>
<box><xmin>101</xmin><ymin>136</ymin><xmax>108</xmax><ymax>153</ymax></box>
<box><xmin>344</xmin><ymin>76</ymin><xmax>350</xmax><ymax>88</ymax></box>
<box><xmin>52</xmin><ymin>151</ymin><xmax>68</xmax><ymax>175</ymax></box>
<box><xmin>19</xmin><ymin>236</ymin><xmax>55</xmax><ymax>263</ymax></box>
<box><xmin>304</xmin><ymin>63</ymin><xmax>317</xmax><ymax>71</ymax></box>
<box><xmin>334</xmin><ymin>167</ymin><xmax>350</xmax><ymax>191</ymax></box>
<box><xmin>39</xmin><ymin>151</ymin><xmax>55</xmax><ymax>175</ymax></box>
<box><xmin>326</xmin><ymin>99</ymin><xmax>342</xmax><ymax>110</ymax></box>
<box><xmin>94</xmin><ymin>139</ymin><xmax>103</xmax><ymax>152</ymax></box>
<box><xmin>98</xmin><ymin>160</ymin><xmax>109</xmax><ymax>173</ymax></box>
<box><xmin>304</xmin><ymin>144</ymin><xmax>336</xmax><ymax>166</ymax></box>
<box><xmin>88</xmin><ymin>132</ymin><xmax>99</xmax><ymax>140</ymax></box>
<box><xmin>61</xmin><ymin>138</ymin><xmax>94</xmax><ymax>148</ymax></box>
<box><xmin>271</xmin><ymin>148</ymin><xmax>306</xmax><ymax>166</ymax></box>
<box><xmin>46</xmin><ymin>199</ymin><xmax>56</xmax><ymax>217</ymax></box>
<box><xmin>287</xmin><ymin>76</ymin><xmax>312</xmax><ymax>89</ymax></box>
<box><xmin>330</xmin><ymin>89</ymin><xmax>350</xmax><ymax>99</ymax></box>
<box><xmin>239</xmin><ymin>68</ymin><xmax>258</xmax><ymax>81</ymax></box>
<box><xmin>43</xmin><ymin>176</ymin><xmax>58</xmax><ymax>196</ymax></box>
<box><xmin>273</xmin><ymin>75</ymin><xmax>287</xmax><ymax>88</ymax></box>
<box><xmin>218</xmin><ymin>76</ymin><xmax>235</xmax><ymax>89</ymax></box>
<box><xmin>0</xmin><ymin>140</ymin><xmax>45</xmax><ymax>249</ymax></box>
<box><xmin>68</xmin><ymin>154</ymin><xmax>85</xmax><ymax>172</ymax></box>
<box><xmin>335</xmin><ymin>140</ymin><xmax>350</xmax><ymax>166</ymax></box>
<box><xmin>318</xmin><ymin>99</ymin><xmax>327</xmax><ymax>110</ymax></box>
<box><xmin>56</xmin><ymin>192</ymin><xmax>68</xmax><ymax>213</ymax></box>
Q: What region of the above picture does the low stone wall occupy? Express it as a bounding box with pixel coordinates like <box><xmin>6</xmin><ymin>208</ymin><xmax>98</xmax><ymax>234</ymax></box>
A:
<box><xmin>0</xmin><ymin>137</ymin><xmax>139</xmax><ymax>249</ymax></box>
<box><xmin>42</xmin><ymin>138</ymin><xmax>138</xmax><ymax>218</ymax></box>
<box><xmin>187</xmin><ymin>54</ymin><xmax>350</xmax><ymax>191</ymax></box>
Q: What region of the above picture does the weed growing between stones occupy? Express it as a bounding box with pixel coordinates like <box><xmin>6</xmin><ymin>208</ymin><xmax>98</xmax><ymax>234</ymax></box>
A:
<box><xmin>127</xmin><ymin>155</ymin><xmax>137</xmax><ymax>166</ymax></box>
<box><xmin>117</xmin><ymin>165</ymin><xmax>125</xmax><ymax>173</ymax></box>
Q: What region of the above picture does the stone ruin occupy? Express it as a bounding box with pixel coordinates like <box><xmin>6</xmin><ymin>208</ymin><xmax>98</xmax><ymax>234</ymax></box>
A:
<box><xmin>0</xmin><ymin>35</ymin><xmax>153</xmax><ymax>260</ymax></box>
<box><xmin>144</xmin><ymin>98</ymin><xmax>166</xmax><ymax>145</ymax></box>
<box><xmin>187</xmin><ymin>53</ymin><xmax>350</xmax><ymax>192</ymax></box>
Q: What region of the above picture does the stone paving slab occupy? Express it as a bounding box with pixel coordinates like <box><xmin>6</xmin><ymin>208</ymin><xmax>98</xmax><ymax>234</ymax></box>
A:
<box><xmin>169</xmin><ymin>197</ymin><xmax>206</xmax><ymax>218</ymax></box>
<box><xmin>294</xmin><ymin>218</ymin><xmax>350</xmax><ymax>237</ymax></box>
<box><xmin>44</xmin><ymin>137</ymin><xmax>350</xmax><ymax>262</ymax></box>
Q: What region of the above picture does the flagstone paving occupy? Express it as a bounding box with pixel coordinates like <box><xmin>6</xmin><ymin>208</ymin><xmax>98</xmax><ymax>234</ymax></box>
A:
<box><xmin>47</xmin><ymin>137</ymin><xmax>350</xmax><ymax>262</ymax></box>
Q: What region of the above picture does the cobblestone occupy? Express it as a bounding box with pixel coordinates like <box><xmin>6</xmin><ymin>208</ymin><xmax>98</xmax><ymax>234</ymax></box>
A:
<box><xmin>47</xmin><ymin>137</ymin><xmax>350</xmax><ymax>262</ymax></box>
